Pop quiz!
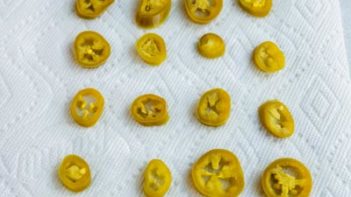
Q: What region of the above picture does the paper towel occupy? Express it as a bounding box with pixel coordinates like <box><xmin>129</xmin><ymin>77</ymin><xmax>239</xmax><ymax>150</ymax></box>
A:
<box><xmin>340</xmin><ymin>0</ymin><xmax>351</xmax><ymax>72</ymax></box>
<box><xmin>0</xmin><ymin>0</ymin><xmax>350</xmax><ymax>196</ymax></box>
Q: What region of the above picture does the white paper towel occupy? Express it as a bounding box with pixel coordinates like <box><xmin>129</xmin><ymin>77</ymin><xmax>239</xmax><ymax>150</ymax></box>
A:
<box><xmin>0</xmin><ymin>0</ymin><xmax>350</xmax><ymax>196</ymax></box>
<box><xmin>340</xmin><ymin>0</ymin><xmax>351</xmax><ymax>73</ymax></box>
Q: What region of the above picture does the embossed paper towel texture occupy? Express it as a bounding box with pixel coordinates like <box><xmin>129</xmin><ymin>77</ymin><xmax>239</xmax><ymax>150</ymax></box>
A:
<box><xmin>0</xmin><ymin>0</ymin><xmax>351</xmax><ymax>196</ymax></box>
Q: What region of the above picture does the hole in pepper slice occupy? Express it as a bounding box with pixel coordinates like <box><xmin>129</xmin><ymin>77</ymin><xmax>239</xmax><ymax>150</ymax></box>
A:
<box><xmin>238</xmin><ymin>0</ymin><xmax>272</xmax><ymax>17</ymax></box>
<box><xmin>143</xmin><ymin>159</ymin><xmax>172</xmax><ymax>197</ymax></box>
<box><xmin>192</xmin><ymin>149</ymin><xmax>245</xmax><ymax>197</ymax></box>
<box><xmin>253</xmin><ymin>41</ymin><xmax>285</xmax><ymax>73</ymax></box>
<box><xmin>131</xmin><ymin>94</ymin><xmax>169</xmax><ymax>126</ymax></box>
<box><xmin>74</xmin><ymin>31</ymin><xmax>111</xmax><ymax>69</ymax></box>
<box><xmin>198</xmin><ymin>33</ymin><xmax>225</xmax><ymax>59</ymax></box>
<box><xmin>136</xmin><ymin>33</ymin><xmax>167</xmax><ymax>66</ymax></box>
<box><xmin>70</xmin><ymin>88</ymin><xmax>104</xmax><ymax>127</ymax></box>
<box><xmin>136</xmin><ymin>0</ymin><xmax>172</xmax><ymax>28</ymax></box>
<box><xmin>184</xmin><ymin>0</ymin><xmax>223</xmax><ymax>24</ymax></box>
<box><xmin>58</xmin><ymin>154</ymin><xmax>91</xmax><ymax>192</ymax></box>
<box><xmin>259</xmin><ymin>100</ymin><xmax>294</xmax><ymax>138</ymax></box>
<box><xmin>196</xmin><ymin>88</ymin><xmax>231</xmax><ymax>127</ymax></box>
<box><xmin>261</xmin><ymin>158</ymin><xmax>313</xmax><ymax>197</ymax></box>
<box><xmin>76</xmin><ymin>0</ymin><xmax>114</xmax><ymax>19</ymax></box>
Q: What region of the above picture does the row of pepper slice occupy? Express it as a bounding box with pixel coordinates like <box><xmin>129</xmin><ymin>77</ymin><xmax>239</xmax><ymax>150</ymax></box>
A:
<box><xmin>74</xmin><ymin>30</ymin><xmax>286</xmax><ymax>72</ymax></box>
<box><xmin>58</xmin><ymin>150</ymin><xmax>312</xmax><ymax>197</ymax></box>
<box><xmin>58</xmin><ymin>0</ymin><xmax>312</xmax><ymax>196</ymax></box>
<box><xmin>69</xmin><ymin>87</ymin><xmax>294</xmax><ymax>138</ymax></box>
<box><xmin>75</xmin><ymin>0</ymin><xmax>273</xmax><ymax>27</ymax></box>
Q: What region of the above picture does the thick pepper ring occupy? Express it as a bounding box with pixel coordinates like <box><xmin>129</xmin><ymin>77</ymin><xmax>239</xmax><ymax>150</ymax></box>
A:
<box><xmin>261</xmin><ymin>158</ymin><xmax>313</xmax><ymax>197</ymax></box>
<box><xmin>70</xmin><ymin>88</ymin><xmax>105</xmax><ymax>127</ymax></box>
<box><xmin>76</xmin><ymin>0</ymin><xmax>114</xmax><ymax>19</ymax></box>
<box><xmin>253</xmin><ymin>41</ymin><xmax>285</xmax><ymax>73</ymax></box>
<box><xmin>238</xmin><ymin>0</ymin><xmax>272</xmax><ymax>17</ymax></box>
<box><xmin>192</xmin><ymin>149</ymin><xmax>245</xmax><ymax>197</ymax></box>
<box><xmin>196</xmin><ymin>88</ymin><xmax>231</xmax><ymax>127</ymax></box>
<box><xmin>131</xmin><ymin>94</ymin><xmax>169</xmax><ymax>126</ymax></box>
<box><xmin>198</xmin><ymin>33</ymin><xmax>225</xmax><ymax>59</ymax></box>
<box><xmin>136</xmin><ymin>33</ymin><xmax>167</xmax><ymax>66</ymax></box>
<box><xmin>143</xmin><ymin>159</ymin><xmax>172</xmax><ymax>197</ymax></box>
<box><xmin>136</xmin><ymin>0</ymin><xmax>172</xmax><ymax>28</ymax></box>
<box><xmin>184</xmin><ymin>0</ymin><xmax>223</xmax><ymax>24</ymax></box>
<box><xmin>259</xmin><ymin>100</ymin><xmax>295</xmax><ymax>138</ymax></box>
<box><xmin>74</xmin><ymin>31</ymin><xmax>111</xmax><ymax>69</ymax></box>
<box><xmin>58</xmin><ymin>154</ymin><xmax>91</xmax><ymax>192</ymax></box>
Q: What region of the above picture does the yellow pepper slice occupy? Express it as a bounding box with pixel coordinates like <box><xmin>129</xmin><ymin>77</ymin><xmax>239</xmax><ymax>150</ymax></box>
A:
<box><xmin>70</xmin><ymin>88</ymin><xmax>104</xmax><ymax>127</ymax></box>
<box><xmin>196</xmin><ymin>88</ymin><xmax>231</xmax><ymax>127</ymax></box>
<box><xmin>136</xmin><ymin>33</ymin><xmax>167</xmax><ymax>66</ymax></box>
<box><xmin>238</xmin><ymin>0</ymin><xmax>272</xmax><ymax>17</ymax></box>
<box><xmin>143</xmin><ymin>159</ymin><xmax>172</xmax><ymax>197</ymax></box>
<box><xmin>253</xmin><ymin>41</ymin><xmax>285</xmax><ymax>73</ymax></box>
<box><xmin>74</xmin><ymin>31</ymin><xmax>111</xmax><ymax>69</ymax></box>
<box><xmin>198</xmin><ymin>33</ymin><xmax>225</xmax><ymax>59</ymax></box>
<box><xmin>58</xmin><ymin>155</ymin><xmax>91</xmax><ymax>192</ymax></box>
<box><xmin>184</xmin><ymin>0</ymin><xmax>223</xmax><ymax>24</ymax></box>
<box><xmin>261</xmin><ymin>158</ymin><xmax>313</xmax><ymax>197</ymax></box>
<box><xmin>192</xmin><ymin>149</ymin><xmax>245</xmax><ymax>197</ymax></box>
<box><xmin>131</xmin><ymin>94</ymin><xmax>169</xmax><ymax>126</ymax></box>
<box><xmin>259</xmin><ymin>100</ymin><xmax>294</xmax><ymax>138</ymax></box>
<box><xmin>76</xmin><ymin>0</ymin><xmax>114</xmax><ymax>19</ymax></box>
<box><xmin>136</xmin><ymin>0</ymin><xmax>172</xmax><ymax>28</ymax></box>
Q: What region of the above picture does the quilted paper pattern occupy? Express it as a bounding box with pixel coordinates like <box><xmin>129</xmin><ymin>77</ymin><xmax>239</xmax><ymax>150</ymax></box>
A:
<box><xmin>0</xmin><ymin>0</ymin><xmax>350</xmax><ymax>196</ymax></box>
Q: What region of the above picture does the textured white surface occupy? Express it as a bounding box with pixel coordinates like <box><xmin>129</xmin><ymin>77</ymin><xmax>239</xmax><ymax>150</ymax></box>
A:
<box><xmin>340</xmin><ymin>0</ymin><xmax>351</xmax><ymax>74</ymax></box>
<box><xmin>0</xmin><ymin>0</ymin><xmax>351</xmax><ymax>196</ymax></box>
